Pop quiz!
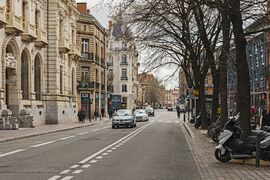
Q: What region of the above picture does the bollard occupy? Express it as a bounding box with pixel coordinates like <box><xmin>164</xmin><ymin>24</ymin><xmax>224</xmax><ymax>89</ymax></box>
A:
<box><xmin>256</xmin><ymin>132</ymin><xmax>261</xmax><ymax>167</ymax></box>
<box><xmin>184</xmin><ymin>113</ymin><xmax>186</xmax><ymax>122</ymax></box>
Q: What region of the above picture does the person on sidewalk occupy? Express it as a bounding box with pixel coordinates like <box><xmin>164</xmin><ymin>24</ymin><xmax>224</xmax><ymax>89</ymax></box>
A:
<box><xmin>108</xmin><ymin>108</ymin><xmax>113</xmax><ymax>120</ymax></box>
<box><xmin>78</xmin><ymin>110</ymin><xmax>86</xmax><ymax>123</ymax></box>
<box><xmin>176</xmin><ymin>105</ymin><xmax>180</xmax><ymax>119</ymax></box>
<box><xmin>94</xmin><ymin>109</ymin><xmax>99</xmax><ymax>121</ymax></box>
<box><xmin>101</xmin><ymin>107</ymin><xmax>105</xmax><ymax>117</ymax></box>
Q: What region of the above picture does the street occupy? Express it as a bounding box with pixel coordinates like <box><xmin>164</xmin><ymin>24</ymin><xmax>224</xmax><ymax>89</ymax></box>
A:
<box><xmin>0</xmin><ymin>110</ymin><xmax>200</xmax><ymax>180</ymax></box>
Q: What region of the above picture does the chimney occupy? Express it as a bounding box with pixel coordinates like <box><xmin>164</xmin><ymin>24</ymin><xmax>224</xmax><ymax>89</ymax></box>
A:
<box><xmin>77</xmin><ymin>2</ymin><xmax>87</xmax><ymax>14</ymax></box>
<box><xmin>108</xmin><ymin>20</ymin><xmax>113</xmax><ymax>31</ymax></box>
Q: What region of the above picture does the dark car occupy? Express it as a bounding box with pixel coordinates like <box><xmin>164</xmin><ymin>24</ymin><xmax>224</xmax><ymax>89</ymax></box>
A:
<box><xmin>145</xmin><ymin>106</ymin><xmax>155</xmax><ymax>116</ymax></box>
<box><xmin>112</xmin><ymin>109</ymin><xmax>136</xmax><ymax>128</ymax></box>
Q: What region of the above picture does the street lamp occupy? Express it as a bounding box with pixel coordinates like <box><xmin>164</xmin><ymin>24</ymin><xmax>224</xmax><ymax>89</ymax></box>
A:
<box><xmin>142</xmin><ymin>87</ymin><xmax>145</xmax><ymax>108</ymax></box>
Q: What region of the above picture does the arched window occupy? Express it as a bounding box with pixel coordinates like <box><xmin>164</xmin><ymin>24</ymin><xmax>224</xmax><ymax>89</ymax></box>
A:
<box><xmin>34</xmin><ymin>55</ymin><xmax>41</xmax><ymax>100</ymax></box>
<box><xmin>71</xmin><ymin>68</ymin><xmax>75</xmax><ymax>95</ymax></box>
<box><xmin>21</xmin><ymin>50</ymin><xmax>29</xmax><ymax>100</ymax></box>
<box><xmin>121</xmin><ymin>55</ymin><xmax>127</xmax><ymax>64</ymax></box>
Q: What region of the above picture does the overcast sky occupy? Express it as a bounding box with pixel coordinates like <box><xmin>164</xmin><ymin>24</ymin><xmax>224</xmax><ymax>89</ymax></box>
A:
<box><xmin>76</xmin><ymin>0</ymin><xmax>179</xmax><ymax>90</ymax></box>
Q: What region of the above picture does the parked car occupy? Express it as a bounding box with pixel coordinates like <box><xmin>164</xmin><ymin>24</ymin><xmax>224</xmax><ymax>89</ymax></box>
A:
<box><xmin>112</xmin><ymin>109</ymin><xmax>136</xmax><ymax>128</ymax></box>
<box><xmin>167</xmin><ymin>106</ymin><xmax>173</xmax><ymax>111</ymax></box>
<box><xmin>145</xmin><ymin>106</ymin><xmax>155</xmax><ymax>116</ymax></box>
<box><xmin>134</xmin><ymin>109</ymin><xmax>149</xmax><ymax>122</ymax></box>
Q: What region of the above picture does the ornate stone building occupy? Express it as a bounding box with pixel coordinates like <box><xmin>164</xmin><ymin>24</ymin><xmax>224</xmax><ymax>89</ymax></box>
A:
<box><xmin>0</xmin><ymin>0</ymin><xmax>80</xmax><ymax>126</ymax></box>
<box><xmin>108</xmin><ymin>16</ymin><xmax>139</xmax><ymax>110</ymax></box>
<box><xmin>76</xmin><ymin>3</ymin><xmax>107</xmax><ymax>118</ymax></box>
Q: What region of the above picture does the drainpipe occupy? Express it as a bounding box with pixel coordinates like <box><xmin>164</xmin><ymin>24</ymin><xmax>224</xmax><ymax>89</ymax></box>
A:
<box><xmin>46</xmin><ymin>1</ymin><xmax>49</xmax><ymax>94</ymax></box>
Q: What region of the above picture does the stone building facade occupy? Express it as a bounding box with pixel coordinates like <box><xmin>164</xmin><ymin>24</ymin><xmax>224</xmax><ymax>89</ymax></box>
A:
<box><xmin>0</xmin><ymin>0</ymin><xmax>80</xmax><ymax>126</ymax></box>
<box><xmin>76</xmin><ymin>3</ymin><xmax>107</xmax><ymax>118</ymax></box>
<box><xmin>108</xmin><ymin>16</ymin><xmax>139</xmax><ymax>110</ymax></box>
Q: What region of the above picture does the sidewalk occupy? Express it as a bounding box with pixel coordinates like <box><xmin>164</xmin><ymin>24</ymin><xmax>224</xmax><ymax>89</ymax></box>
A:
<box><xmin>180</xmin><ymin>120</ymin><xmax>270</xmax><ymax>180</ymax></box>
<box><xmin>0</xmin><ymin>117</ymin><xmax>111</xmax><ymax>143</ymax></box>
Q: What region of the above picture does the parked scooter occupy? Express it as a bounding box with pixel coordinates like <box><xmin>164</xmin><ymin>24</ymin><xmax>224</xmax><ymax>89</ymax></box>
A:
<box><xmin>215</xmin><ymin>124</ymin><xmax>270</xmax><ymax>162</ymax></box>
<box><xmin>194</xmin><ymin>112</ymin><xmax>211</xmax><ymax>129</ymax></box>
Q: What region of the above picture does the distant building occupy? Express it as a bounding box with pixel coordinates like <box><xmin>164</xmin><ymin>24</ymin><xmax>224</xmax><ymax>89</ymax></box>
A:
<box><xmin>107</xmin><ymin>15</ymin><xmax>139</xmax><ymax>109</ymax></box>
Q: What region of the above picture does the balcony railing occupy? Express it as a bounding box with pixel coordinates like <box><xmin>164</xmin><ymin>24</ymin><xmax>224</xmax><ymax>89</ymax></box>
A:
<box><xmin>77</xmin><ymin>81</ymin><xmax>95</xmax><ymax>89</ymax></box>
<box><xmin>121</xmin><ymin>76</ymin><xmax>128</xmax><ymax>80</ymax></box>
<box><xmin>81</xmin><ymin>52</ymin><xmax>94</xmax><ymax>61</ymax></box>
<box><xmin>120</xmin><ymin>61</ymin><xmax>128</xmax><ymax>65</ymax></box>
<box><xmin>107</xmin><ymin>62</ymin><xmax>113</xmax><ymax>66</ymax></box>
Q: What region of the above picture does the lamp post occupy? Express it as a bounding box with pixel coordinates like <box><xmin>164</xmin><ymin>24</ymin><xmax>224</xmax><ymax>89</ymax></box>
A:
<box><xmin>142</xmin><ymin>87</ymin><xmax>145</xmax><ymax>108</ymax></box>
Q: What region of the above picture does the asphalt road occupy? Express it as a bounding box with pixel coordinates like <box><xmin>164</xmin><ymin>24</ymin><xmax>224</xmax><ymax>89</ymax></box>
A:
<box><xmin>0</xmin><ymin>110</ymin><xmax>200</xmax><ymax>180</ymax></box>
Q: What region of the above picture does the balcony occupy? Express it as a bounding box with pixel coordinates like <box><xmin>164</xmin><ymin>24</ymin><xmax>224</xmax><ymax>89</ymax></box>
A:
<box><xmin>107</xmin><ymin>62</ymin><xmax>113</xmax><ymax>67</ymax></box>
<box><xmin>35</xmin><ymin>29</ymin><xmax>48</xmax><ymax>48</ymax></box>
<box><xmin>77</xmin><ymin>81</ymin><xmax>95</xmax><ymax>89</ymax></box>
<box><xmin>121</xmin><ymin>76</ymin><xmax>128</xmax><ymax>81</ymax></box>
<box><xmin>0</xmin><ymin>6</ymin><xmax>7</xmax><ymax>28</ymax></box>
<box><xmin>21</xmin><ymin>20</ymin><xmax>37</xmax><ymax>43</ymax></box>
<box><xmin>81</xmin><ymin>52</ymin><xmax>94</xmax><ymax>62</ymax></box>
<box><xmin>68</xmin><ymin>44</ymin><xmax>81</xmax><ymax>59</ymax></box>
<box><xmin>120</xmin><ymin>61</ymin><xmax>128</xmax><ymax>66</ymax></box>
<box><xmin>95</xmin><ymin>55</ymin><xmax>100</xmax><ymax>64</ymax></box>
<box><xmin>5</xmin><ymin>13</ymin><xmax>23</xmax><ymax>36</ymax></box>
<box><xmin>59</xmin><ymin>40</ymin><xmax>70</xmax><ymax>54</ymax></box>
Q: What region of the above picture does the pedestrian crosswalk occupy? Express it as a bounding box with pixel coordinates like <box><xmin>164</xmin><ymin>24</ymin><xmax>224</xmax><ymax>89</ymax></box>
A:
<box><xmin>150</xmin><ymin>120</ymin><xmax>181</xmax><ymax>123</ymax></box>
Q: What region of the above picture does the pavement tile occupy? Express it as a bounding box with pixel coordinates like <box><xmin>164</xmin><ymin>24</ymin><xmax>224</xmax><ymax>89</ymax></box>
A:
<box><xmin>181</xmin><ymin>120</ymin><xmax>270</xmax><ymax>180</ymax></box>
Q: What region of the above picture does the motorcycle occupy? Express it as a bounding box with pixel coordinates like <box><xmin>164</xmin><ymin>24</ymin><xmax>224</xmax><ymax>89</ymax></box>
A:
<box><xmin>215</xmin><ymin>124</ymin><xmax>270</xmax><ymax>162</ymax></box>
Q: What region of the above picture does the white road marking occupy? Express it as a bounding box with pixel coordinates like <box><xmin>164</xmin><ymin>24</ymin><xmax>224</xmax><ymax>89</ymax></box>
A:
<box><xmin>61</xmin><ymin>176</ymin><xmax>73</xmax><ymax>180</ymax></box>
<box><xmin>60</xmin><ymin>170</ymin><xmax>71</xmax><ymax>175</ymax></box>
<box><xmin>31</xmin><ymin>141</ymin><xmax>55</xmax><ymax>148</ymax></box>
<box><xmin>73</xmin><ymin>170</ymin><xmax>83</xmax><ymax>174</ymax></box>
<box><xmin>107</xmin><ymin>150</ymin><xmax>113</xmax><ymax>153</ymax></box>
<box><xmin>166</xmin><ymin>121</ymin><xmax>171</xmax><ymax>123</ymax></box>
<box><xmin>0</xmin><ymin>149</ymin><xmax>26</xmax><ymax>158</ymax></box>
<box><xmin>111</xmin><ymin>147</ymin><xmax>117</xmax><ymax>150</ymax></box>
<box><xmin>58</xmin><ymin>136</ymin><xmax>75</xmax><ymax>141</ymax></box>
<box><xmin>48</xmin><ymin>175</ymin><xmax>61</xmax><ymax>180</ymax></box>
<box><xmin>90</xmin><ymin>160</ymin><xmax>97</xmax><ymax>163</ymax></box>
<box><xmin>96</xmin><ymin>156</ymin><xmax>103</xmax><ymax>159</ymax></box>
<box><xmin>77</xmin><ymin>132</ymin><xmax>89</xmax><ymax>136</ymax></box>
<box><xmin>101</xmin><ymin>153</ymin><xmax>109</xmax><ymax>156</ymax></box>
<box><xmin>78</xmin><ymin>123</ymin><xmax>151</xmax><ymax>164</ymax></box>
<box><xmin>70</xmin><ymin>165</ymin><xmax>79</xmax><ymax>169</ymax></box>
<box><xmin>91</xmin><ymin>126</ymin><xmax>110</xmax><ymax>132</ymax></box>
<box><xmin>82</xmin><ymin>164</ymin><xmax>91</xmax><ymax>168</ymax></box>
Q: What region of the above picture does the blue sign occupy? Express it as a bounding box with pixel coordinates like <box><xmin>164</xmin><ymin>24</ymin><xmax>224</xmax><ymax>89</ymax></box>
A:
<box><xmin>111</xmin><ymin>95</ymin><xmax>121</xmax><ymax>110</ymax></box>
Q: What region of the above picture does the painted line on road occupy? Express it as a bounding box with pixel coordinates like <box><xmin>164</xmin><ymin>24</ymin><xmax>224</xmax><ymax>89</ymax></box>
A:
<box><xmin>70</xmin><ymin>164</ymin><xmax>79</xmax><ymax>169</ymax></box>
<box><xmin>60</xmin><ymin>170</ymin><xmax>71</xmax><ymax>175</ymax></box>
<box><xmin>0</xmin><ymin>149</ymin><xmax>26</xmax><ymax>158</ymax></box>
<box><xmin>61</xmin><ymin>176</ymin><xmax>73</xmax><ymax>180</ymax></box>
<box><xmin>72</xmin><ymin>170</ymin><xmax>83</xmax><ymax>174</ymax></box>
<box><xmin>91</xmin><ymin>126</ymin><xmax>110</xmax><ymax>132</ymax></box>
<box><xmin>48</xmin><ymin>176</ymin><xmax>61</xmax><ymax>180</ymax></box>
<box><xmin>30</xmin><ymin>141</ymin><xmax>56</xmax><ymax>148</ymax></box>
<box><xmin>58</xmin><ymin>136</ymin><xmax>76</xmax><ymax>141</ymax></box>
<box><xmin>90</xmin><ymin>159</ymin><xmax>98</xmax><ymax>163</ymax></box>
<box><xmin>76</xmin><ymin>131</ymin><xmax>89</xmax><ymax>136</ymax></box>
<box><xmin>79</xmin><ymin>122</ymin><xmax>151</xmax><ymax>164</ymax></box>
<box><xmin>82</xmin><ymin>164</ymin><xmax>91</xmax><ymax>168</ymax></box>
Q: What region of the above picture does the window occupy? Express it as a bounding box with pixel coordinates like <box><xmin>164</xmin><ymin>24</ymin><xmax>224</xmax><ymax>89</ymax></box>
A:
<box><xmin>122</xmin><ymin>85</ymin><xmax>127</xmax><ymax>92</ymax></box>
<box><xmin>21</xmin><ymin>51</ymin><xmax>29</xmax><ymax>100</ymax></box>
<box><xmin>96</xmin><ymin>69</ymin><xmax>98</xmax><ymax>82</ymax></box>
<box><xmin>84</xmin><ymin>25</ymin><xmax>86</xmax><ymax>31</ymax></box>
<box><xmin>122</xmin><ymin>42</ymin><xmax>127</xmax><ymax>49</ymax></box>
<box><xmin>121</xmin><ymin>55</ymin><xmax>127</xmax><ymax>64</ymax></box>
<box><xmin>110</xmin><ymin>42</ymin><xmax>113</xmax><ymax>50</ymax></box>
<box><xmin>81</xmin><ymin>39</ymin><xmax>89</xmax><ymax>53</ymax></box>
<box><xmin>108</xmin><ymin>55</ymin><xmax>113</xmax><ymax>66</ymax></box>
<box><xmin>59</xmin><ymin>19</ymin><xmax>63</xmax><ymax>42</ymax></box>
<box><xmin>34</xmin><ymin>56</ymin><xmax>41</xmax><ymax>100</ymax></box>
<box><xmin>22</xmin><ymin>2</ymin><xmax>27</xmax><ymax>29</ymax></box>
<box><xmin>35</xmin><ymin>10</ymin><xmax>40</xmax><ymax>34</ymax></box>
<box><xmin>122</xmin><ymin>68</ymin><xmax>127</xmax><ymax>77</ymax></box>
<box><xmin>81</xmin><ymin>66</ymin><xmax>89</xmax><ymax>81</ymax></box>
<box><xmin>60</xmin><ymin>66</ymin><xmax>63</xmax><ymax>94</ymax></box>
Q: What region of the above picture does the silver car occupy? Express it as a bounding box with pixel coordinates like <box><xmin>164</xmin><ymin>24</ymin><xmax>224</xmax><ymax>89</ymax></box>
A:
<box><xmin>134</xmin><ymin>109</ymin><xmax>149</xmax><ymax>122</ymax></box>
<box><xmin>112</xmin><ymin>109</ymin><xmax>136</xmax><ymax>128</ymax></box>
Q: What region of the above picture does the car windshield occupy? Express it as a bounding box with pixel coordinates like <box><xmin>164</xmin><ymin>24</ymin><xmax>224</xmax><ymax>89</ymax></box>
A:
<box><xmin>134</xmin><ymin>109</ymin><xmax>146</xmax><ymax>115</ymax></box>
<box><xmin>116</xmin><ymin>110</ymin><xmax>132</xmax><ymax>116</ymax></box>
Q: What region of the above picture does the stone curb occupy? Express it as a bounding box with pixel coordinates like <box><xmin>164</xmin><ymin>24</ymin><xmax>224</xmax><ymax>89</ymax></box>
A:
<box><xmin>0</xmin><ymin>121</ymin><xmax>108</xmax><ymax>143</ymax></box>
<box><xmin>183</xmin><ymin>122</ymin><xmax>195</xmax><ymax>138</ymax></box>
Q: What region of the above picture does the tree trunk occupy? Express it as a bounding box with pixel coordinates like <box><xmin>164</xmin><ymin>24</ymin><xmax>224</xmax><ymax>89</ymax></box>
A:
<box><xmin>229</xmin><ymin>0</ymin><xmax>251</xmax><ymax>138</ymax></box>
<box><xmin>211</xmin><ymin>72</ymin><xmax>220</xmax><ymax>122</ymax></box>
<box><xmin>218</xmin><ymin>10</ymin><xmax>230</xmax><ymax>129</ymax></box>
<box><xmin>199</xmin><ymin>80</ymin><xmax>208</xmax><ymax>129</ymax></box>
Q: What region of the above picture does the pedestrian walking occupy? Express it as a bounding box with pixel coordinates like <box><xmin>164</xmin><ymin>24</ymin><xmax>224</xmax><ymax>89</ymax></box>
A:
<box><xmin>108</xmin><ymin>108</ymin><xmax>113</xmax><ymax>120</ymax></box>
<box><xmin>78</xmin><ymin>110</ymin><xmax>86</xmax><ymax>123</ymax></box>
<box><xmin>94</xmin><ymin>109</ymin><xmax>99</xmax><ymax>121</ymax></box>
<box><xmin>176</xmin><ymin>105</ymin><xmax>180</xmax><ymax>119</ymax></box>
<box><xmin>101</xmin><ymin>107</ymin><xmax>105</xmax><ymax>117</ymax></box>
